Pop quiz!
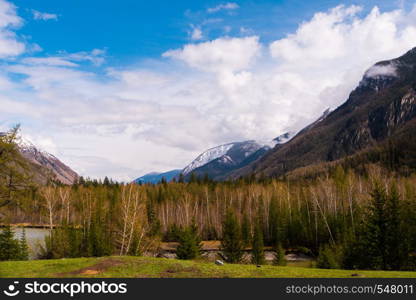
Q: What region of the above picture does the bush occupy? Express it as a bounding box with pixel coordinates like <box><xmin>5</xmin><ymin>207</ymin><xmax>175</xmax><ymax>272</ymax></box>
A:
<box><xmin>297</xmin><ymin>246</ymin><xmax>313</xmax><ymax>256</ymax></box>
<box><xmin>317</xmin><ymin>244</ymin><xmax>342</xmax><ymax>269</ymax></box>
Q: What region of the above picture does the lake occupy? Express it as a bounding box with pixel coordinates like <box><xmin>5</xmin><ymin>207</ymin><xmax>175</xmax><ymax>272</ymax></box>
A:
<box><xmin>12</xmin><ymin>227</ymin><xmax>49</xmax><ymax>259</ymax></box>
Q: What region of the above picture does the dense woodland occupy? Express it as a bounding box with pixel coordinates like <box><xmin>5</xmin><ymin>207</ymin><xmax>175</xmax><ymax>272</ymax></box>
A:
<box><xmin>1</xmin><ymin>128</ymin><xmax>416</xmax><ymax>271</ymax></box>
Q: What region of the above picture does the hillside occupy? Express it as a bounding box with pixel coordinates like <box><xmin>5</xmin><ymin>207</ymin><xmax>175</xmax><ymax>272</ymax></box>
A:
<box><xmin>230</xmin><ymin>47</ymin><xmax>416</xmax><ymax>179</ymax></box>
<box><xmin>0</xmin><ymin>132</ymin><xmax>78</xmax><ymax>185</ymax></box>
<box><xmin>19</xmin><ymin>138</ymin><xmax>78</xmax><ymax>185</ymax></box>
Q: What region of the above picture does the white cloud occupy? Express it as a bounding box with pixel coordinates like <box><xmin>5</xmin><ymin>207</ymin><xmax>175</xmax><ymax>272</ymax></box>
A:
<box><xmin>65</xmin><ymin>49</ymin><xmax>106</xmax><ymax>66</ymax></box>
<box><xmin>207</xmin><ymin>2</ymin><xmax>239</xmax><ymax>13</ymax></box>
<box><xmin>0</xmin><ymin>0</ymin><xmax>25</xmax><ymax>58</ymax></box>
<box><xmin>22</xmin><ymin>57</ymin><xmax>79</xmax><ymax>67</ymax></box>
<box><xmin>2</xmin><ymin>3</ymin><xmax>416</xmax><ymax>180</ymax></box>
<box><xmin>22</xmin><ymin>49</ymin><xmax>106</xmax><ymax>67</ymax></box>
<box><xmin>190</xmin><ymin>26</ymin><xmax>203</xmax><ymax>40</ymax></box>
<box><xmin>32</xmin><ymin>9</ymin><xmax>58</xmax><ymax>21</ymax></box>
<box><xmin>365</xmin><ymin>63</ymin><xmax>397</xmax><ymax>78</ymax></box>
<box><xmin>163</xmin><ymin>36</ymin><xmax>261</xmax><ymax>73</ymax></box>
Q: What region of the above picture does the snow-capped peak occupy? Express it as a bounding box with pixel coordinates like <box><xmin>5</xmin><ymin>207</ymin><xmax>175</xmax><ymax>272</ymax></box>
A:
<box><xmin>17</xmin><ymin>135</ymin><xmax>57</xmax><ymax>160</ymax></box>
<box><xmin>182</xmin><ymin>143</ymin><xmax>236</xmax><ymax>175</ymax></box>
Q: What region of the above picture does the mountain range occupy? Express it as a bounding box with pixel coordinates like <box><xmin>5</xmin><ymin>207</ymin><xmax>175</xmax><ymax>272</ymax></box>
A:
<box><xmin>228</xmin><ymin>47</ymin><xmax>416</xmax><ymax>179</ymax></box>
<box><xmin>12</xmin><ymin>47</ymin><xmax>416</xmax><ymax>185</ymax></box>
<box><xmin>134</xmin><ymin>47</ymin><xmax>416</xmax><ymax>182</ymax></box>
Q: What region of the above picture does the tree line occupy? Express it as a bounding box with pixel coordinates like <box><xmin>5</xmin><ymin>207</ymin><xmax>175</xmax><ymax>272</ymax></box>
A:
<box><xmin>1</xmin><ymin>127</ymin><xmax>416</xmax><ymax>270</ymax></box>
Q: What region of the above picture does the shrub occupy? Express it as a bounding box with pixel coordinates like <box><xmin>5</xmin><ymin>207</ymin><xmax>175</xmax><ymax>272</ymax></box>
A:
<box><xmin>317</xmin><ymin>244</ymin><xmax>342</xmax><ymax>269</ymax></box>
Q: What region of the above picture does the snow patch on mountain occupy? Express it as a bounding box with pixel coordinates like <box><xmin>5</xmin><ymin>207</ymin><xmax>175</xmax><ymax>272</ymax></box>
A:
<box><xmin>18</xmin><ymin>135</ymin><xmax>57</xmax><ymax>161</ymax></box>
<box><xmin>182</xmin><ymin>143</ymin><xmax>235</xmax><ymax>175</ymax></box>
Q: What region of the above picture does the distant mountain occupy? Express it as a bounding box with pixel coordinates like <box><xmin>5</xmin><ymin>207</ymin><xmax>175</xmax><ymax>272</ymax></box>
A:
<box><xmin>182</xmin><ymin>143</ymin><xmax>236</xmax><ymax>175</ymax></box>
<box><xmin>17</xmin><ymin>137</ymin><xmax>78</xmax><ymax>185</ymax></box>
<box><xmin>133</xmin><ymin>169</ymin><xmax>182</xmax><ymax>184</ymax></box>
<box><xmin>183</xmin><ymin>140</ymin><xmax>270</xmax><ymax>180</ymax></box>
<box><xmin>229</xmin><ymin>47</ymin><xmax>416</xmax><ymax>179</ymax></box>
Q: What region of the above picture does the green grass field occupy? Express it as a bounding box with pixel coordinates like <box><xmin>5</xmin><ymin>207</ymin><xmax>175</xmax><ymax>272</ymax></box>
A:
<box><xmin>2</xmin><ymin>256</ymin><xmax>416</xmax><ymax>278</ymax></box>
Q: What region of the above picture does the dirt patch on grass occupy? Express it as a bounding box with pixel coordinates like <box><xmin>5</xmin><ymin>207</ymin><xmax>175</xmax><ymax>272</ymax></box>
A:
<box><xmin>56</xmin><ymin>258</ymin><xmax>124</xmax><ymax>277</ymax></box>
<box><xmin>160</xmin><ymin>263</ymin><xmax>204</xmax><ymax>278</ymax></box>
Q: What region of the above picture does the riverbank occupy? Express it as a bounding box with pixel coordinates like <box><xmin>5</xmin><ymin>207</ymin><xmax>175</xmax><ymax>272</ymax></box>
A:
<box><xmin>1</xmin><ymin>256</ymin><xmax>416</xmax><ymax>278</ymax></box>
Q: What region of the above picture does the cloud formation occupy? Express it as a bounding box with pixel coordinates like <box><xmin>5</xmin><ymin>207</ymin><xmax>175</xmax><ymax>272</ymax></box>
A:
<box><xmin>163</xmin><ymin>36</ymin><xmax>260</xmax><ymax>73</ymax></box>
<box><xmin>207</xmin><ymin>2</ymin><xmax>239</xmax><ymax>14</ymax></box>
<box><xmin>189</xmin><ymin>25</ymin><xmax>203</xmax><ymax>41</ymax></box>
<box><xmin>365</xmin><ymin>63</ymin><xmax>398</xmax><ymax>78</ymax></box>
<box><xmin>0</xmin><ymin>0</ymin><xmax>24</xmax><ymax>58</ymax></box>
<box><xmin>1</xmin><ymin>3</ymin><xmax>416</xmax><ymax>180</ymax></box>
<box><xmin>32</xmin><ymin>9</ymin><xmax>58</xmax><ymax>21</ymax></box>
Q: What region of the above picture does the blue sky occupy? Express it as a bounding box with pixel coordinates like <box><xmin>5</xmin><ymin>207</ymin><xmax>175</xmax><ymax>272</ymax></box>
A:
<box><xmin>1</xmin><ymin>0</ymin><xmax>416</xmax><ymax>180</ymax></box>
<box><xmin>10</xmin><ymin>0</ymin><xmax>409</xmax><ymax>65</ymax></box>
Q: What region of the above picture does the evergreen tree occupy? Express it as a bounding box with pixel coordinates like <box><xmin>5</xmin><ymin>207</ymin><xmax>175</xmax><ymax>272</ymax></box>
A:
<box><xmin>268</xmin><ymin>197</ymin><xmax>280</xmax><ymax>246</ymax></box>
<box><xmin>18</xmin><ymin>228</ymin><xmax>29</xmax><ymax>260</ymax></box>
<box><xmin>241</xmin><ymin>214</ymin><xmax>251</xmax><ymax>248</ymax></box>
<box><xmin>147</xmin><ymin>200</ymin><xmax>161</xmax><ymax>236</ymax></box>
<box><xmin>0</xmin><ymin>126</ymin><xmax>32</xmax><ymax>209</ymax></box>
<box><xmin>257</xmin><ymin>197</ymin><xmax>267</xmax><ymax>242</ymax></box>
<box><xmin>0</xmin><ymin>225</ymin><xmax>21</xmax><ymax>261</ymax></box>
<box><xmin>251</xmin><ymin>221</ymin><xmax>265</xmax><ymax>265</ymax></box>
<box><xmin>176</xmin><ymin>224</ymin><xmax>201</xmax><ymax>260</ymax></box>
<box><xmin>385</xmin><ymin>184</ymin><xmax>404</xmax><ymax>270</ymax></box>
<box><xmin>364</xmin><ymin>183</ymin><xmax>389</xmax><ymax>269</ymax></box>
<box><xmin>273</xmin><ymin>243</ymin><xmax>286</xmax><ymax>266</ymax></box>
<box><xmin>221</xmin><ymin>210</ymin><xmax>244</xmax><ymax>263</ymax></box>
<box><xmin>345</xmin><ymin>183</ymin><xmax>390</xmax><ymax>270</ymax></box>
<box><xmin>189</xmin><ymin>173</ymin><xmax>197</xmax><ymax>183</ymax></box>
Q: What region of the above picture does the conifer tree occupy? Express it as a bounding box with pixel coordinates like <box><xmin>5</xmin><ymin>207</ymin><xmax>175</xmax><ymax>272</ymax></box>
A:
<box><xmin>385</xmin><ymin>184</ymin><xmax>404</xmax><ymax>270</ymax></box>
<box><xmin>18</xmin><ymin>227</ymin><xmax>29</xmax><ymax>260</ymax></box>
<box><xmin>176</xmin><ymin>224</ymin><xmax>201</xmax><ymax>260</ymax></box>
<box><xmin>0</xmin><ymin>225</ymin><xmax>21</xmax><ymax>261</ymax></box>
<box><xmin>366</xmin><ymin>183</ymin><xmax>390</xmax><ymax>269</ymax></box>
<box><xmin>268</xmin><ymin>197</ymin><xmax>280</xmax><ymax>246</ymax></box>
<box><xmin>251</xmin><ymin>221</ymin><xmax>265</xmax><ymax>265</ymax></box>
<box><xmin>345</xmin><ymin>183</ymin><xmax>389</xmax><ymax>269</ymax></box>
<box><xmin>221</xmin><ymin>210</ymin><xmax>243</xmax><ymax>263</ymax></box>
<box><xmin>273</xmin><ymin>243</ymin><xmax>286</xmax><ymax>266</ymax></box>
<box><xmin>241</xmin><ymin>214</ymin><xmax>251</xmax><ymax>248</ymax></box>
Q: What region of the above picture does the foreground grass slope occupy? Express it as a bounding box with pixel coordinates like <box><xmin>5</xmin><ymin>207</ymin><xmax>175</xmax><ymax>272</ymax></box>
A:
<box><xmin>2</xmin><ymin>256</ymin><xmax>416</xmax><ymax>278</ymax></box>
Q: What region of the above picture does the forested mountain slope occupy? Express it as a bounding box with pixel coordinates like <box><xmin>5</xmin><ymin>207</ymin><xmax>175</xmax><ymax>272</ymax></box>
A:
<box><xmin>230</xmin><ymin>47</ymin><xmax>416</xmax><ymax>179</ymax></box>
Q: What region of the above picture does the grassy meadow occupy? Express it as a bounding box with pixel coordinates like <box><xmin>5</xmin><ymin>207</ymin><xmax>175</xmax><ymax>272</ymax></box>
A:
<box><xmin>2</xmin><ymin>256</ymin><xmax>416</xmax><ymax>278</ymax></box>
